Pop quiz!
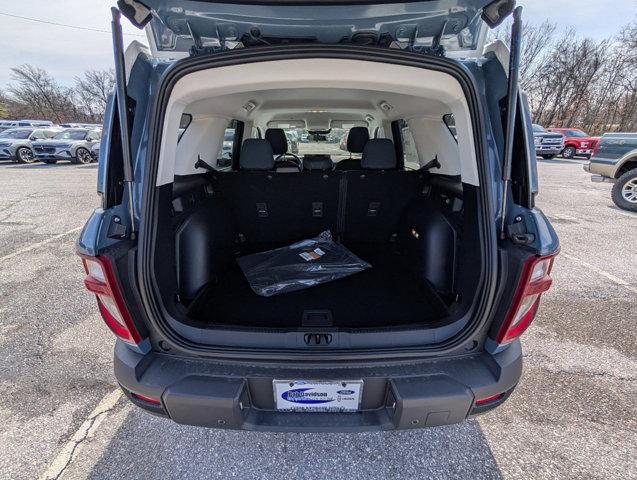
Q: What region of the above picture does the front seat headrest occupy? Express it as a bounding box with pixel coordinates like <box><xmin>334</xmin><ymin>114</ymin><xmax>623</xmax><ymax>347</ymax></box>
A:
<box><xmin>346</xmin><ymin>127</ymin><xmax>370</xmax><ymax>153</ymax></box>
<box><xmin>240</xmin><ymin>139</ymin><xmax>274</xmax><ymax>170</ymax></box>
<box><xmin>303</xmin><ymin>155</ymin><xmax>334</xmax><ymax>171</ymax></box>
<box><xmin>361</xmin><ymin>139</ymin><xmax>396</xmax><ymax>170</ymax></box>
<box><xmin>265</xmin><ymin>128</ymin><xmax>288</xmax><ymax>156</ymax></box>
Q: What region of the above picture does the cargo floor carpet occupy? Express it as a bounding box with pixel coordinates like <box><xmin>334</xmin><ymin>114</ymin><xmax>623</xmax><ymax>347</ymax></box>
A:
<box><xmin>189</xmin><ymin>245</ymin><xmax>449</xmax><ymax>329</ymax></box>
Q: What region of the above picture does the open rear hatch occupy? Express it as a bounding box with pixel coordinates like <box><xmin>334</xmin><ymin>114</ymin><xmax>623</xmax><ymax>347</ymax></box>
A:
<box><xmin>113</xmin><ymin>0</ymin><xmax>521</xmax><ymax>353</ymax></box>
<box><xmin>119</xmin><ymin>0</ymin><xmax>515</xmax><ymax>58</ymax></box>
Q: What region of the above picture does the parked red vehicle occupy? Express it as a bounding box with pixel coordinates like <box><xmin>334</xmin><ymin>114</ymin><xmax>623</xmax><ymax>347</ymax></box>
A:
<box><xmin>547</xmin><ymin>128</ymin><xmax>600</xmax><ymax>159</ymax></box>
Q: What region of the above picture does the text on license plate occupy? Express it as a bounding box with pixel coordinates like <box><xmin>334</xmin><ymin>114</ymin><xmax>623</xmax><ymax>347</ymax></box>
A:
<box><xmin>273</xmin><ymin>380</ymin><xmax>363</xmax><ymax>412</ymax></box>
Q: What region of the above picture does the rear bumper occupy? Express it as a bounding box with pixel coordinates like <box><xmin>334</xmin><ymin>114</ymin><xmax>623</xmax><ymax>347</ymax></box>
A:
<box><xmin>114</xmin><ymin>339</ymin><xmax>523</xmax><ymax>432</ymax></box>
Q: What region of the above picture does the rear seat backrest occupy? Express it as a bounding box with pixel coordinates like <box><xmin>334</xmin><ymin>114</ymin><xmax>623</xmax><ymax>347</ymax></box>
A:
<box><xmin>240</xmin><ymin>139</ymin><xmax>274</xmax><ymax>170</ymax></box>
<box><xmin>213</xmin><ymin>171</ymin><xmax>340</xmax><ymax>246</ymax></box>
<box><xmin>343</xmin><ymin>139</ymin><xmax>422</xmax><ymax>243</ymax></box>
<box><xmin>361</xmin><ymin>139</ymin><xmax>397</xmax><ymax>170</ymax></box>
<box><xmin>209</xmin><ymin>136</ymin><xmax>420</xmax><ymax>247</ymax></box>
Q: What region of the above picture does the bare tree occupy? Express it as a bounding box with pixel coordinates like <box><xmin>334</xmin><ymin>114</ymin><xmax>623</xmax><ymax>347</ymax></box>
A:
<box><xmin>492</xmin><ymin>17</ymin><xmax>636</xmax><ymax>135</ymax></box>
<box><xmin>7</xmin><ymin>65</ymin><xmax>72</xmax><ymax>123</ymax></box>
<box><xmin>74</xmin><ymin>69</ymin><xmax>115</xmax><ymax>122</ymax></box>
<box><xmin>0</xmin><ymin>89</ymin><xmax>8</xmax><ymax>118</ymax></box>
<box><xmin>4</xmin><ymin>65</ymin><xmax>114</xmax><ymax>123</ymax></box>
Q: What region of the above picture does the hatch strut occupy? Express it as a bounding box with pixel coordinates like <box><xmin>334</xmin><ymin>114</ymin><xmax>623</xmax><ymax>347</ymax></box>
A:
<box><xmin>499</xmin><ymin>6</ymin><xmax>523</xmax><ymax>239</ymax></box>
<box><xmin>111</xmin><ymin>7</ymin><xmax>137</xmax><ymax>239</ymax></box>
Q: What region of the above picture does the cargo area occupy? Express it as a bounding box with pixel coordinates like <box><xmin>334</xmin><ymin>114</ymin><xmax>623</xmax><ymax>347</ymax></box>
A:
<box><xmin>162</xmin><ymin>164</ymin><xmax>480</xmax><ymax>332</ymax></box>
<box><xmin>145</xmin><ymin>56</ymin><xmax>491</xmax><ymax>341</ymax></box>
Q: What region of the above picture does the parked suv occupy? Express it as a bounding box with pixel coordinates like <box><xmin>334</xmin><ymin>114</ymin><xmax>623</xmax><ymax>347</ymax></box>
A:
<box><xmin>16</xmin><ymin>119</ymin><xmax>54</xmax><ymax>128</ymax></box>
<box><xmin>585</xmin><ymin>133</ymin><xmax>637</xmax><ymax>212</ymax></box>
<box><xmin>532</xmin><ymin>124</ymin><xmax>564</xmax><ymax>159</ymax></box>
<box><xmin>548</xmin><ymin>127</ymin><xmax>600</xmax><ymax>159</ymax></box>
<box><xmin>0</xmin><ymin>120</ymin><xmax>20</xmax><ymax>132</ymax></box>
<box><xmin>77</xmin><ymin>0</ymin><xmax>558</xmax><ymax>431</ymax></box>
<box><xmin>32</xmin><ymin>128</ymin><xmax>101</xmax><ymax>164</ymax></box>
<box><xmin>0</xmin><ymin>127</ymin><xmax>58</xmax><ymax>163</ymax></box>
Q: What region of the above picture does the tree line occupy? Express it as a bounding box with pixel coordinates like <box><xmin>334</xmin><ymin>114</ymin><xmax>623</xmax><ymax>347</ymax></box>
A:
<box><xmin>0</xmin><ymin>18</ymin><xmax>635</xmax><ymax>133</ymax></box>
<box><xmin>0</xmin><ymin>65</ymin><xmax>114</xmax><ymax>124</ymax></box>
<box><xmin>493</xmin><ymin>19</ymin><xmax>636</xmax><ymax>134</ymax></box>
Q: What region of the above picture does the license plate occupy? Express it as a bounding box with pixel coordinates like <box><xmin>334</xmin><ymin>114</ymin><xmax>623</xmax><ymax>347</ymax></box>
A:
<box><xmin>273</xmin><ymin>380</ymin><xmax>363</xmax><ymax>412</ymax></box>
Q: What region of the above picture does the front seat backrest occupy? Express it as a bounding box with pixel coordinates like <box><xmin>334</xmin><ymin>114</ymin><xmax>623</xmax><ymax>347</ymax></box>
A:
<box><xmin>361</xmin><ymin>139</ymin><xmax>396</xmax><ymax>170</ymax></box>
<box><xmin>265</xmin><ymin>128</ymin><xmax>288</xmax><ymax>156</ymax></box>
<box><xmin>334</xmin><ymin>127</ymin><xmax>370</xmax><ymax>171</ymax></box>
<box><xmin>346</xmin><ymin>126</ymin><xmax>370</xmax><ymax>153</ymax></box>
<box><xmin>240</xmin><ymin>139</ymin><xmax>274</xmax><ymax>170</ymax></box>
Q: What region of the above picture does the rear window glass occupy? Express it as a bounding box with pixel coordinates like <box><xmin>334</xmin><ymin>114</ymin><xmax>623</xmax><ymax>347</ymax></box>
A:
<box><xmin>443</xmin><ymin>114</ymin><xmax>457</xmax><ymax>141</ymax></box>
<box><xmin>178</xmin><ymin>114</ymin><xmax>192</xmax><ymax>142</ymax></box>
<box><xmin>0</xmin><ymin>129</ymin><xmax>31</xmax><ymax>139</ymax></box>
<box><xmin>216</xmin><ymin>121</ymin><xmax>236</xmax><ymax>168</ymax></box>
<box><xmin>398</xmin><ymin>122</ymin><xmax>420</xmax><ymax>170</ymax></box>
<box><xmin>54</xmin><ymin>130</ymin><xmax>87</xmax><ymax>140</ymax></box>
<box><xmin>279</xmin><ymin>127</ymin><xmax>357</xmax><ymax>161</ymax></box>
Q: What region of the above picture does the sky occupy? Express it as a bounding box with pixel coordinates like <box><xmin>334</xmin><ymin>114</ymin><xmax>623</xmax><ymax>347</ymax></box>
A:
<box><xmin>0</xmin><ymin>0</ymin><xmax>636</xmax><ymax>88</ymax></box>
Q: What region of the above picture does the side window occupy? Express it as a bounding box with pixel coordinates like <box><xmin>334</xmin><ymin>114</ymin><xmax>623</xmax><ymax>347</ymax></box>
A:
<box><xmin>30</xmin><ymin>130</ymin><xmax>44</xmax><ymax>140</ymax></box>
<box><xmin>216</xmin><ymin>121</ymin><xmax>237</xmax><ymax>168</ymax></box>
<box><xmin>178</xmin><ymin>114</ymin><xmax>192</xmax><ymax>142</ymax></box>
<box><xmin>443</xmin><ymin>114</ymin><xmax>458</xmax><ymax>141</ymax></box>
<box><xmin>398</xmin><ymin>121</ymin><xmax>420</xmax><ymax>170</ymax></box>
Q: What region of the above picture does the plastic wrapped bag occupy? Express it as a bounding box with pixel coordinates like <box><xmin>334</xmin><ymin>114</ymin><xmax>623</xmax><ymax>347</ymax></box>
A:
<box><xmin>237</xmin><ymin>231</ymin><xmax>371</xmax><ymax>297</ymax></box>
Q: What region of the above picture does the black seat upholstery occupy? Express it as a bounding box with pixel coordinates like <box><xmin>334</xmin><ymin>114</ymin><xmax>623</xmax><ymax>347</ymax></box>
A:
<box><xmin>265</xmin><ymin>128</ymin><xmax>288</xmax><ymax>156</ymax></box>
<box><xmin>344</xmin><ymin>139</ymin><xmax>421</xmax><ymax>243</ymax></box>
<box><xmin>240</xmin><ymin>139</ymin><xmax>274</xmax><ymax>170</ymax></box>
<box><xmin>213</xmin><ymin>171</ymin><xmax>340</xmax><ymax>246</ymax></box>
<box><xmin>210</xmin><ymin>136</ymin><xmax>421</xmax><ymax>247</ymax></box>
<box><xmin>361</xmin><ymin>139</ymin><xmax>396</xmax><ymax>170</ymax></box>
<box><xmin>334</xmin><ymin>126</ymin><xmax>369</xmax><ymax>171</ymax></box>
<box><xmin>346</xmin><ymin>126</ymin><xmax>370</xmax><ymax>153</ymax></box>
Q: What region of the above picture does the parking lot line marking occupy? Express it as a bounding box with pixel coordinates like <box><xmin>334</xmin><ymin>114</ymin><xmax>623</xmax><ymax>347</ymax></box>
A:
<box><xmin>562</xmin><ymin>253</ymin><xmax>637</xmax><ymax>294</ymax></box>
<box><xmin>614</xmin><ymin>211</ymin><xmax>637</xmax><ymax>220</ymax></box>
<box><xmin>0</xmin><ymin>227</ymin><xmax>83</xmax><ymax>263</ymax></box>
<box><xmin>39</xmin><ymin>389</ymin><xmax>123</xmax><ymax>480</ymax></box>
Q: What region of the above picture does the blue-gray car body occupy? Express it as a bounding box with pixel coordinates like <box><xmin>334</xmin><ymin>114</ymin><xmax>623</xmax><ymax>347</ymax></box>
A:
<box><xmin>76</xmin><ymin>0</ymin><xmax>560</xmax><ymax>431</ymax></box>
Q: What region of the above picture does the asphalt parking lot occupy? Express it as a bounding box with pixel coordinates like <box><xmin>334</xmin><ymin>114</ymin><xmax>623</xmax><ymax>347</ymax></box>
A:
<box><xmin>0</xmin><ymin>158</ymin><xmax>635</xmax><ymax>480</ymax></box>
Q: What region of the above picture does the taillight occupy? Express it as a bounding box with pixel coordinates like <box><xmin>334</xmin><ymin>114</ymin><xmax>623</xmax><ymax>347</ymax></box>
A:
<box><xmin>475</xmin><ymin>392</ymin><xmax>505</xmax><ymax>405</ymax></box>
<box><xmin>495</xmin><ymin>253</ymin><xmax>557</xmax><ymax>344</ymax></box>
<box><xmin>80</xmin><ymin>255</ymin><xmax>142</xmax><ymax>345</ymax></box>
<box><xmin>591</xmin><ymin>141</ymin><xmax>600</xmax><ymax>156</ymax></box>
<box><xmin>131</xmin><ymin>392</ymin><xmax>162</xmax><ymax>405</ymax></box>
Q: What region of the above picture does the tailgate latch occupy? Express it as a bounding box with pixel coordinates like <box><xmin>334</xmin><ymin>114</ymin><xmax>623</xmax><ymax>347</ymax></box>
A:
<box><xmin>507</xmin><ymin>215</ymin><xmax>535</xmax><ymax>245</ymax></box>
<box><xmin>303</xmin><ymin>333</ymin><xmax>333</xmax><ymax>346</ymax></box>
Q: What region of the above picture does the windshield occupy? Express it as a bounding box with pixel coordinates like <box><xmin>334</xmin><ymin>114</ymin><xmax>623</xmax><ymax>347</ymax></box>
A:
<box><xmin>53</xmin><ymin>130</ymin><xmax>87</xmax><ymax>140</ymax></box>
<box><xmin>0</xmin><ymin>129</ymin><xmax>32</xmax><ymax>139</ymax></box>
<box><xmin>532</xmin><ymin>124</ymin><xmax>546</xmax><ymax>133</ymax></box>
<box><xmin>281</xmin><ymin>127</ymin><xmax>356</xmax><ymax>160</ymax></box>
<box><xmin>567</xmin><ymin>130</ymin><xmax>588</xmax><ymax>137</ymax></box>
